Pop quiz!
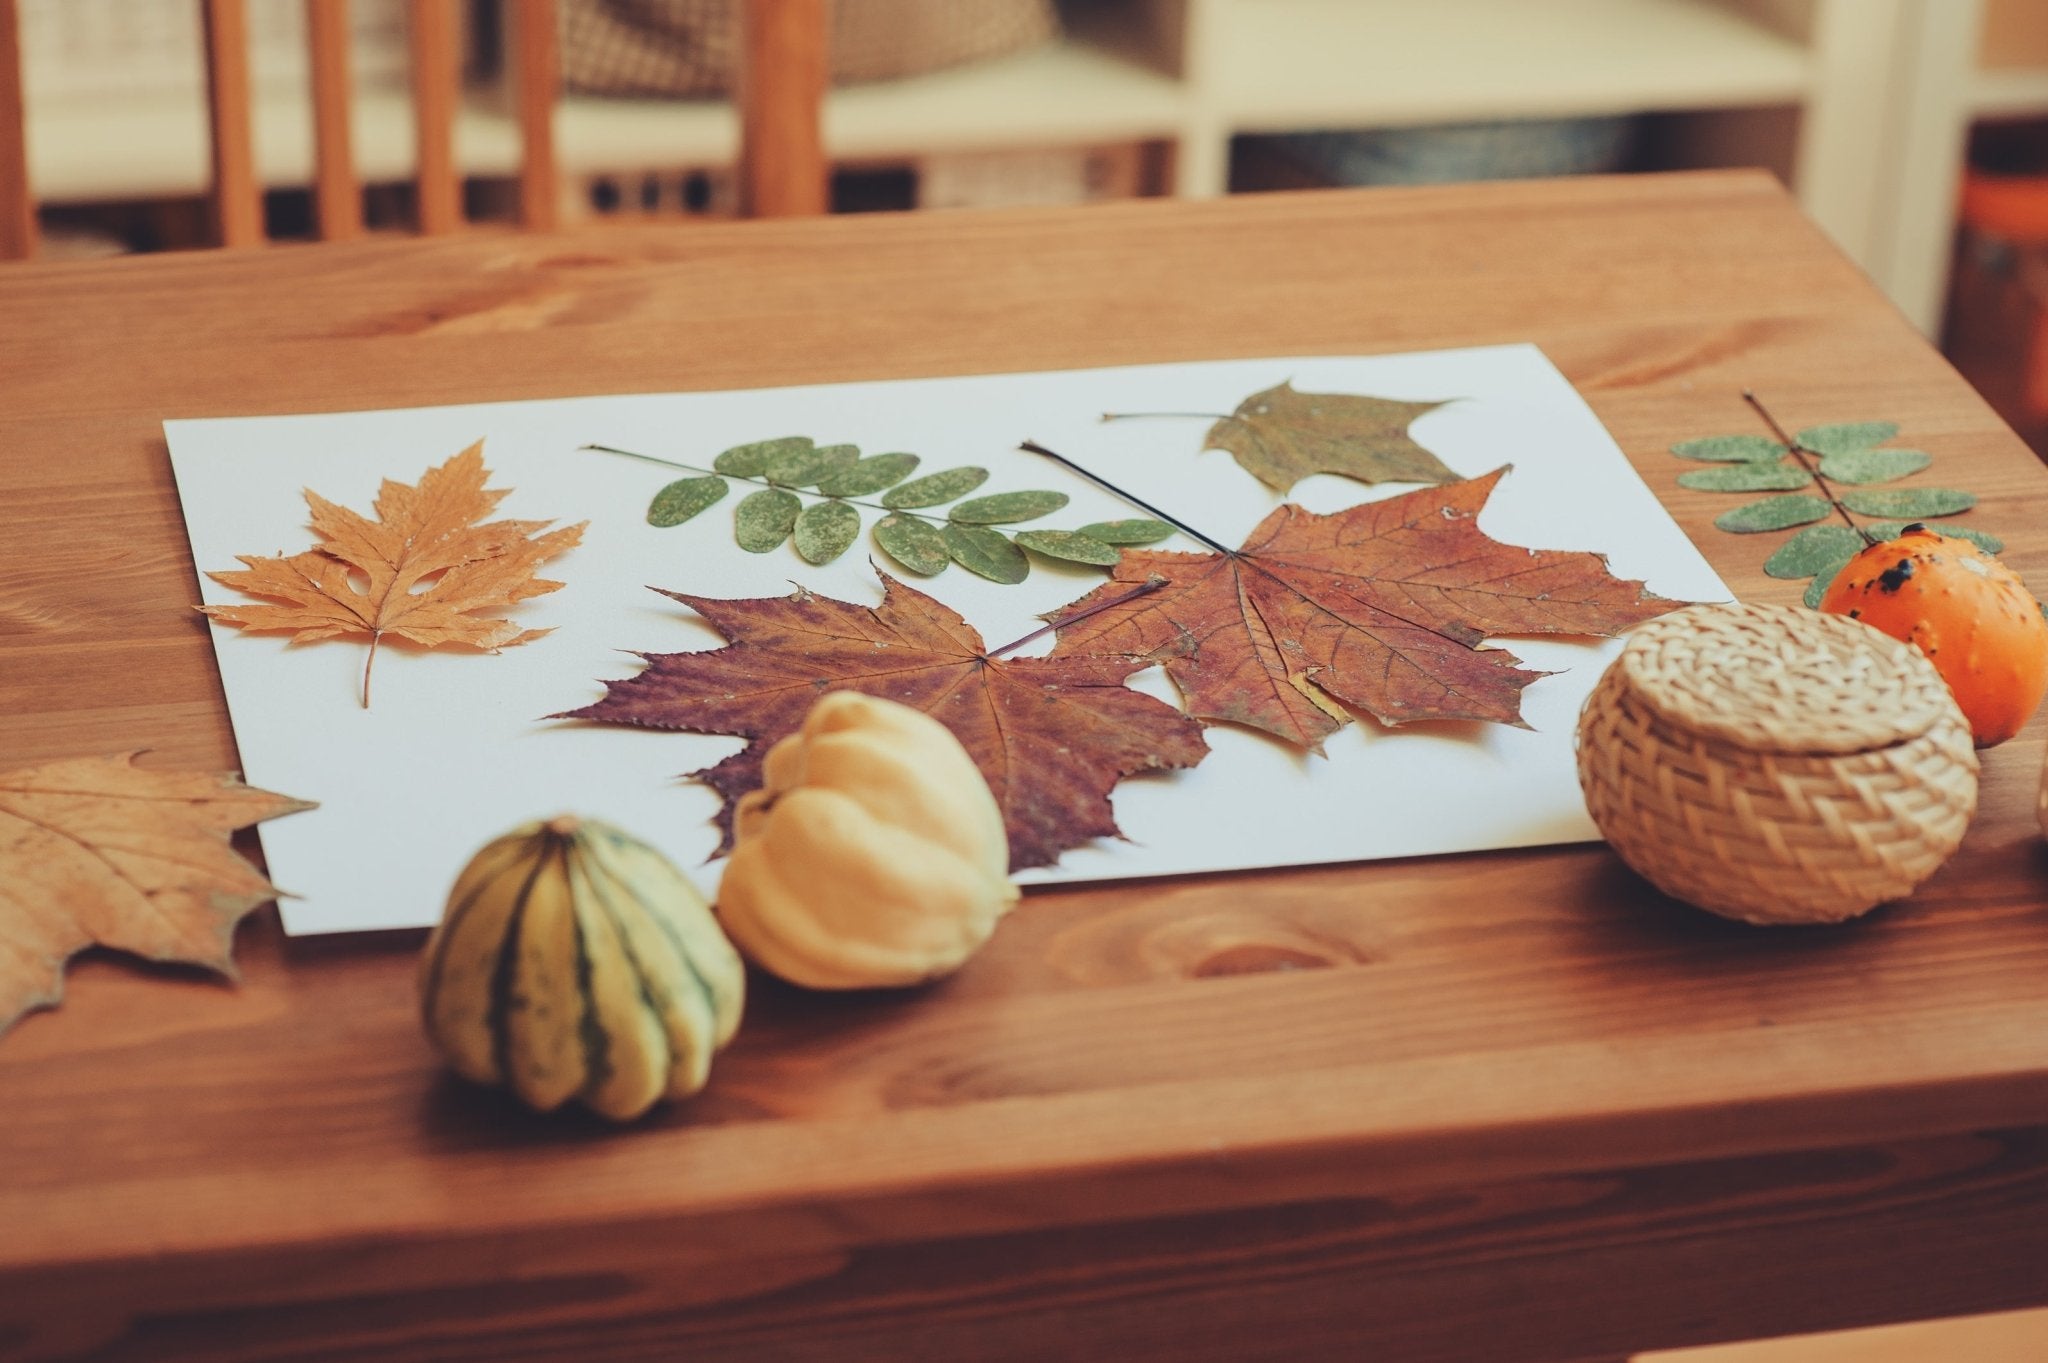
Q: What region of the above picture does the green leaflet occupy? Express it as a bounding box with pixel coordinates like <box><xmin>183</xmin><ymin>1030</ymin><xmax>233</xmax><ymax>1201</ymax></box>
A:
<box><xmin>1762</xmin><ymin>524</ymin><xmax>1864</xmax><ymax>579</ymax></box>
<box><xmin>1838</xmin><ymin>487</ymin><xmax>1976</xmax><ymax>518</ymax></box>
<box><xmin>764</xmin><ymin>442</ymin><xmax>857</xmax><ymax>488</ymax></box>
<box><xmin>1817</xmin><ymin>447</ymin><xmax>1931</xmax><ymax>485</ymax></box>
<box><xmin>1671</xmin><ymin>435</ymin><xmax>1785</xmax><ymax>463</ymax></box>
<box><xmin>815</xmin><ymin>452</ymin><xmax>919</xmax><ymax>498</ymax></box>
<box><xmin>647</xmin><ymin>475</ymin><xmax>728</xmax><ymax>527</ymax></box>
<box><xmin>793</xmin><ymin>500</ymin><xmax>861</xmax><ymax>565</ymax></box>
<box><xmin>1678</xmin><ymin>463</ymin><xmax>1812</xmax><ymax>493</ymax></box>
<box><xmin>872</xmin><ymin>513</ymin><xmax>950</xmax><ymax>576</ymax></box>
<box><xmin>942</xmin><ymin>524</ymin><xmax>1030</xmax><ymax>584</ymax></box>
<box><xmin>883</xmin><ymin>466</ymin><xmax>990</xmax><ymax>509</ymax></box>
<box><xmin>1714</xmin><ymin>495</ymin><xmax>1833</xmax><ymax>533</ymax></box>
<box><xmin>948</xmin><ymin>490</ymin><xmax>1070</xmax><ymax>525</ymax></box>
<box><xmin>734</xmin><ymin>487</ymin><xmax>802</xmax><ymax>552</ymax></box>
<box><xmin>1797</xmin><ymin>421</ymin><xmax>1899</xmax><ymax>456</ymax></box>
<box><xmin>714</xmin><ymin>436</ymin><xmax>811</xmax><ymax>477</ymax></box>
<box><xmin>1014</xmin><ymin>529</ymin><xmax>1123</xmax><ymax>566</ymax></box>
<box><xmin>1863</xmin><ymin>520</ymin><xmax>2004</xmax><ymax>554</ymax></box>
<box><xmin>1077</xmin><ymin>518</ymin><xmax>1174</xmax><ymax>545</ymax></box>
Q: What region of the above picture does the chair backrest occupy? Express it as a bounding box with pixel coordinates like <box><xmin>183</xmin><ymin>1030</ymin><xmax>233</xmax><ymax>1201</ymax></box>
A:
<box><xmin>0</xmin><ymin>0</ymin><xmax>827</xmax><ymax>260</ymax></box>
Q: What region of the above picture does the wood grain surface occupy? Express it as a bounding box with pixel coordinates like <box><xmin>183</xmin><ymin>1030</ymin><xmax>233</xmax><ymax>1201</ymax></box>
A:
<box><xmin>2</xmin><ymin>173</ymin><xmax>2046</xmax><ymax>1363</ymax></box>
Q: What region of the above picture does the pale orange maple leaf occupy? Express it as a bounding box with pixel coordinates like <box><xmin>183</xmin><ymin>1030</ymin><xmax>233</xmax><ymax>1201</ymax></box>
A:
<box><xmin>0</xmin><ymin>753</ymin><xmax>314</xmax><ymax>1037</ymax></box>
<box><xmin>202</xmin><ymin>441</ymin><xmax>586</xmax><ymax>706</ymax></box>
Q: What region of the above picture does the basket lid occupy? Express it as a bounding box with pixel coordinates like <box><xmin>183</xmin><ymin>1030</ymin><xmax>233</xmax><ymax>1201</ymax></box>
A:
<box><xmin>1615</xmin><ymin>600</ymin><xmax>1958</xmax><ymax>755</ymax></box>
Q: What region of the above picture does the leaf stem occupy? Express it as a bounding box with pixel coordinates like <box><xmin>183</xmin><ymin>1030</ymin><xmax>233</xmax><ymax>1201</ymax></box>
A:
<box><xmin>361</xmin><ymin>633</ymin><xmax>378</xmax><ymax>709</ymax></box>
<box><xmin>582</xmin><ymin>443</ymin><xmax>955</xmax><ymax>523</ymax></box>
<box><xmin>1742</xmin><ymin>390</ymin><xmax>1876</xmax><ymax>546</ymax></box>
<box><xmin>1017</xmin><ymin>440</ymin><xmax>1233</xmax><ymax>555</ymax></box>
<box><xmin>1100</xmin><ymin>411</ymin><xmax>1237</xmax><ymax>424</ymax></box>
<box><xmin>985</xmin><ymin>577</ymin><xmax>1167</xmax><ymax>660</ymax></box>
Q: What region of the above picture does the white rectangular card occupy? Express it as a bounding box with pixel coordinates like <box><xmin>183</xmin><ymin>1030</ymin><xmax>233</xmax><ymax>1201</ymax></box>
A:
<box><xmin>166</xmin><ymin>345</ymin><xmax>1728</xmax><ymax>934</ymax></box>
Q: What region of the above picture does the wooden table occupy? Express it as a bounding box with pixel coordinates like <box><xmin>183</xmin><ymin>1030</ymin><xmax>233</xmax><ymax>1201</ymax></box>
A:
<box><xmin>3</xmin><ymin>172</ymin><xmax>2046</xmax><ymax>1363</ymax></box>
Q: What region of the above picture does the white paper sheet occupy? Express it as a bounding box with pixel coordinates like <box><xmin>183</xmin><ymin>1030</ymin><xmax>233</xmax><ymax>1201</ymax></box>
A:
<box><xmin>166</xmin><ymin>345</ymin><xmax>1729</xmax><ymax>934</ymax></box>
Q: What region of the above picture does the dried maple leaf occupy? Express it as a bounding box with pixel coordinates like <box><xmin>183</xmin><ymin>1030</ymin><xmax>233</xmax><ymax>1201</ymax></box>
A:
<box><xmin>0</xmin><ymin>753</ymin><xmax>313</xmax><ymax>1037</ymax></box>
<box><xmin>201</xmin><ymin>442</ymin><xmax>585</xmax><ymax>706</ymax></box>
<box><xmin>554</xmin><ymin>574</ymin><xmax>1210</xmax><ymax>871</ymax></box>
<box><xmin>1204</xmin><ymin>382</ymin><xmax>1457</xmax><ymax>493</ymax></box>
<box><xmin>1049</xmin><ymin>468</ymin><xmax>1684</xmax><ymax>752</ymax></box>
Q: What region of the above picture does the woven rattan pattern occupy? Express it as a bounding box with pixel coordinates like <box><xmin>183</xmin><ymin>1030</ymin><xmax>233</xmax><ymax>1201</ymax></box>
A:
<box><xmin>1619</xmin><ymin>602</ymin><xmax>1954</xmax><ymax>755</ymax></box>
<box><xmin>1578</xmin><ymin>603</ymin><xmax>1978</xmax><ymax>925</ymax></box>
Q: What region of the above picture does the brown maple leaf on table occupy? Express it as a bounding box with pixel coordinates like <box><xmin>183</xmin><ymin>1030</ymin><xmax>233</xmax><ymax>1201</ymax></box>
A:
<box><xmin>201</xmin><ymin>442</ymin><xmax>585</xmax><ymax>706</ymax></box>
<box><xmin>1178</xmin><ymin>382</ymin><xmax>1458</xmax><ymax>493</ymax></box>
<box><xmin>0</xmin><ymin>753</ymin><xmax>313</xmax><ymax>1037</ymax></box>
<box><xmin>1048</xmin><ymin>468</ymin><xmax>1686</xmax><ymax>753</ymax></box>
<box><xmin>554</xmin><ymin>575</ymin><xmax>1210</xmax><ymax>872</ymax></box>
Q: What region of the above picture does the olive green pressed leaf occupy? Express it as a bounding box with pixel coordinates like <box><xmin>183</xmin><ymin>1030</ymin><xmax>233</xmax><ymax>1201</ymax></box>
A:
<box><xmin>793</xmin><ymin>500</ymin><xmax>862</xmax><ymax>565</ymax></box>
<box><xmin>1671</xmin><ymin>435</ymin><xmax>1785</xmax><ymax>463</ymax></box>
<box><xmin>734</xmin><ymin>488</ymin><xmax>802</xmax><ymax>553</ymax></box>
<box><xmin>1762</xmin><ymin>524</ymin><xmax>1864</xmax><ymax>579</ymax></box>
<box><xmin>1077</xmin><ymin>518</ymin><xmax>1174</xmax><ymax>545</ymax></box>
<box><xmin>1204</xmin><ymin>383</ymin><xmax>1455</xmax><ymax>493</ymax></box>
<box><xmin>1863</xmin><ymin>520</ymin><xmax>2005</xmax><ymax>554</ymax></box>
<box><xmin>1838</xmin><ymin>487</ymin><xmax>1976</xmax><ymax>519</ymax></box>
<box><xmin>1817</xmin><ymin>447</ymin><xmax>1931</xmax><ymax>485</ymax></box>
<box><xmin>1714</xmin><ymin>495</ymin><xmax>1833</xmax><ymax>533</ymax></box>
<box><xmin>1014</xmin><ymin>529</ymin><xmax>1123</xmax><ymax>566</ymax></box>
<box><xmin>765</xmin><ymin>442</ymin><xmax>857</xmax><ymax>488</ymax></box>
<box><xmin>948</xmin><ymin>490</ymin><xmax>1070</xmax><ymax>525</ymax></box>
<box><xmin>872</xmin><ymin>513</ymin><xmax>951</xmax><ymax>576</ymax></box>
<box><xmin>646</xmin><ymin>475</ymin><xmax>729</xmax><ymax>527</ymax></box>
<box><xmin>942</xmin><ymin>524</ymin><xmax>1030</xmax><ymax>584</ymax></box>
<box><xmin>1797</xmin><ymin>421</ymin><xmax>1899</xmax><ymax>456</ymax></box>
<box><xmin>882</xmin><ymin>466</ymin><xmax>990</xmax><ymax>509</ymax></box>
<box><xmin>815</xmin><ymin>452</ymin><xmax>920</xmax><ymax>498</ymax></box>
<box><xmin>714</xmin><ymin>436</ymin><xmax>812</xmax><ymax>477</ymax></box>
<box><xmin>1677</xmin><ymin>463</ymin><xmax>1812</xmax><ymax>493</ymax></box>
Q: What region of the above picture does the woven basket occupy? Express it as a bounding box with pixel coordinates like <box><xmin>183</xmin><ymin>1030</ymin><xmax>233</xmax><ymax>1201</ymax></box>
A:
<box><xmin>558</xmin><ymin>0</ymin><xmax>1061</xmax><ymax>98</ymax></box>
<box><xmin>1577</xmin><ymin>602</ymin><xmax>1978</xmax><ymax>925</ymax></box>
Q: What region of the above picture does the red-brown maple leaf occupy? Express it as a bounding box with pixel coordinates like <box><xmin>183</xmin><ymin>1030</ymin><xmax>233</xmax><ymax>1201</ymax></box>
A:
<box><xmin>1049</xmin><ymin>467</ymin><xmax>1685</xmax><ymax>752</ymax></box>
<box><xmin>554</xmin><ymin>575</ymin><xmax>1209</xmax><ymax>871</ymax></box>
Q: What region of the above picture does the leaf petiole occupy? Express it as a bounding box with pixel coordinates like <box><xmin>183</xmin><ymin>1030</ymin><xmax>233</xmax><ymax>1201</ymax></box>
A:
<box><xmin>1018</xmin><ymin>440</ymin><xmax>1233</xmax><ymax>555</ymax></box>
<box><xmin>1741</xmin><ymin>391</ymin><xmax>1877</xmax><ymax>547</ymax></box>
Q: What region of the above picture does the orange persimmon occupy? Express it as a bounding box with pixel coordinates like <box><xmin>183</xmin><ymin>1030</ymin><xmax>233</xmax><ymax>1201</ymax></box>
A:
<box><xmin>1818</xmin><ymin>524</ymin><xmax>2048</xmax><ymax>747</ymax></box>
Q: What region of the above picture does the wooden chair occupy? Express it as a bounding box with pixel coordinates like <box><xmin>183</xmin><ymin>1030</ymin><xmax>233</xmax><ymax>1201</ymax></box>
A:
<box><xmin>0</xmin><ymin>0</ymin><xmax>826</xmax><ymax>260</ymax></box>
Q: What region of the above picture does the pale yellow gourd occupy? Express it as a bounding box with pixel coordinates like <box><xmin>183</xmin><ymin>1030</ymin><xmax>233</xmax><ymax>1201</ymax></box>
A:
<box><xmin>716</xmin><ymin>692</ymin><xmax>1018</xmax><ymax>989</ymax></box>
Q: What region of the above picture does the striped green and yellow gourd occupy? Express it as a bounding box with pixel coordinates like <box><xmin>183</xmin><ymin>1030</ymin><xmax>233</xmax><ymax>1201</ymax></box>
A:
<box><xmin>419</xmin><ymin>816</ymin><xmax>744</xmax><ymax>1121</ymax></box>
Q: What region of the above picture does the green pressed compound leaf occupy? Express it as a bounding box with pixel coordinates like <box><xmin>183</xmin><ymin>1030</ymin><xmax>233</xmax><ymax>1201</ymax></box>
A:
<box><xmin>1714</xmin><ymin>495</ymin><xmax>1833</xmax><ymax>533</ymax></box>
<box><xmin>1677</xmin><ymin>463</ymin><xmax>1812</xmax><ymax>493</ymax></box>
<box><xmin>647</xmin><ymin>475</ymin><xmax>729</xmax><ymax>527</ymax></box>
<box><xmin>734</xmin><ymin>488</ymin><xmax>802</xmax><ymax>553</ymax></box>
<box><xmin>714</xmin><ymin>436</ymin><xmax>812</xmax><ymax>477</ymax></box>
<box><xmin>1797</xmin><ymin>421</ymin><xmax>1899</xmax><ymax>456</ymax></box>
<box><xmin>942</xmin><ymin>524</ymin><xmax>1029</xmax><ymax>584</ymax></box>
<box><xmin>792</xmin><ymin>500</ymin><xmax>861</xmax><ymax>565</ymax></box>
<box><xmin>948</xmin><ymin>490</ymin><xmax>1070</xmax><ymax>525</ymax></box>
<box><xmin>1014</xmin><ymin>529</ymin><xmax>1123</xmax><ymax>566</ymax></box>
<box><xmin>815</xmin><ymin>452</ymin><xmax>920</xmax><ymax>498</ymax></box>
<box><xmin>1077</xmin><ymin>519</ymin><xmax>1174</xmax><ymax>545</ymax></box>
<box><xmin>1671</xmin><ymin>435</ymin><xmax>1785</xmax><ymax>463</ymax></box>
<box><xmin>873</xmin><ymin>513</ymin><xmax>951</xmax><ymax>576</ymax></box>
<box><xmin>1817</xmin><ymin>447</ymin><xmax>1932</xmax><ymax>485</ymax></box>
<box><xmin>764</xmin><ymin>442</ymin><xmax>857</xmax><ymax>488</ymax></box>
<box><xmin>1762</xmin><ymin>524</ymin><xmax>1864</xmax><ymax>579</ymax></box>
<box><xmin>1863</xmin><ymin>520</ymin><xmax>2004</xmax><ymax>554</ymax></box>
<box><xmin>1838</xmin><ymin>487</ymin><xmax>1976</xmax><ymax>519</ymax></box>
<box><xmin>883</xmin><ymin>466</ymin><xmax>990</xmax><ymax>509</ymax></box>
